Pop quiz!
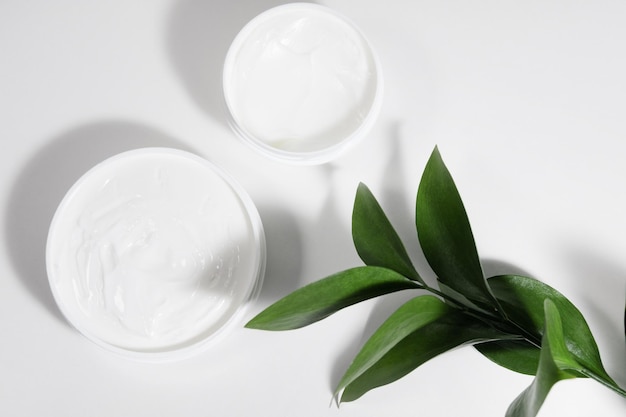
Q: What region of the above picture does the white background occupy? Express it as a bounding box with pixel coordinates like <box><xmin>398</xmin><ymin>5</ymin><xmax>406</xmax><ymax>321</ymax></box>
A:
<box><xmin>1</xmin><ymin>1</ymin><xmax>626</xmax><ymax>416</ymax></box>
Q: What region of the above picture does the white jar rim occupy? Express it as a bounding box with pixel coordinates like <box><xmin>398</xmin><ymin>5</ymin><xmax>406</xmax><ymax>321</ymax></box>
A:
<box><xmin>46</xmin><ymin>148</ymin><xmax>266</xmax><ymax>362</ymax></box>
<box><xmin>223</xmin><ymin>3</ymin><xmax>383</xmax><ymax>164</ymax></box>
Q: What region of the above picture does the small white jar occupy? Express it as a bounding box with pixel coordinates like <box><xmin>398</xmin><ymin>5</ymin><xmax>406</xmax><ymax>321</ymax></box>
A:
<box><xmin>223</xmin><ymin>3</ymin><xmax>383</xmax><ymax>164</ymax></box>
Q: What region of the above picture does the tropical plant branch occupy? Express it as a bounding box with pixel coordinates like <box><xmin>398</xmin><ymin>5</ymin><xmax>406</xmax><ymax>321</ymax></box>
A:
<box><xmin>246</xmin><ymin>146</ymin><xmax>626</xmax><ymax>417</ymax></box>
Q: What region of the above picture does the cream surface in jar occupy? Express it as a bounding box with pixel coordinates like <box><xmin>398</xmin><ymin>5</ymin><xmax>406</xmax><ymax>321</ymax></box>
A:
<box><xmin>223</xmin><ymin>3</ymin><xmax>383</xmax><ymax>163</ymax></box>
<box><xmin>46</xmin><ymin>148</ymin><xmax>265</xmax><ymax>360</ymax></box>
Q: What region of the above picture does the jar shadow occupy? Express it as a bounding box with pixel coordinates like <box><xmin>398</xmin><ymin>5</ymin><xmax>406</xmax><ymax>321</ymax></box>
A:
<box><xmin>254</xmin><ymin>205</ymin><xmax>303</xmax><ymax>304</ymax></box>
<box><xmin>4</xmin><ymin>120</ymin><xmax>193</xmax><ymax>325</ymax></box>
<box><xmin>166</xmin><ymin>0</ymin><xmax>304</xmax><ymax>127</ymax></box>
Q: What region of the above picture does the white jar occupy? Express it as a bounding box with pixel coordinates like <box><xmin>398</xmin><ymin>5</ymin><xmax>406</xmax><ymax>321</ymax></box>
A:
<box><xmin>46</xmin><ymin>148</ymin><xmax>265</xmax><ymax>361</ymax></box>
<box><xmin>223</xmin><ymin>3</ymin><xmax>383</xmax><ymax>164</ymax></box>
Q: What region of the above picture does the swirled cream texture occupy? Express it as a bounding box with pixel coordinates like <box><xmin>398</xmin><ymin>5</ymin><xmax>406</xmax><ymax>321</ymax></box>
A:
<box><xmin>47</xmin><ymin>149</ymin><xmax>263</xmax><ymax>354</ymax></box>
<box><xmin>224</xmin><ymin>4</ymin><xmax>380</xmax><ymax>153</ymax></box>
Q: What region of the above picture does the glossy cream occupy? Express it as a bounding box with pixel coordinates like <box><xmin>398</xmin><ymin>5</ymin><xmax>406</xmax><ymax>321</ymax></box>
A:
<box><xmin>223</xmin><ymin>3</ymin><xmax>382</xmax><ymax>162</ymax></box>
<box><xmin>46</xmin><ymin>149</ymin><xmax>265</xmax><ymax>358</ymax></box>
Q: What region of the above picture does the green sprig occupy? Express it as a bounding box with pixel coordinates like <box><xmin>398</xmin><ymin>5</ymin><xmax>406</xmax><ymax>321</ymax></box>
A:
<box><xmin>246</xmin><ymin>146</ymin><xmax>626</xmax><ymax>416</ymax></box>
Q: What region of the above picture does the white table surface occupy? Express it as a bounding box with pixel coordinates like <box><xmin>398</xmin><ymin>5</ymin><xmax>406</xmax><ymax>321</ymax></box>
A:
<box><xmin>1</xmin><ymin>1</ymin><xmax>626</xmax><ymax>416</ymax></box>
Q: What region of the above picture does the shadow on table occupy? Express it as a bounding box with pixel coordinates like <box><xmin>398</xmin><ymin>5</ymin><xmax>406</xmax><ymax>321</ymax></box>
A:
<box><xmin>254</xmin><ymin>205</ymin><xmax>304</xmax><ymax>303</ymax></box>
<box><xmin>559</xmin><ymin>246</ymin><xmax>626</xmax><ymax>386</ymax></box>
<box><xmin>4</xmin><ymin>120</ymin><xmax>192</xmax><ymax>325</ymax></box>
<box><xmin>255</xmin><ymin>161</ymin><xmax>349</xmax><ymax>304</ymax></box>
<box><xmin>166</xmin><ymin>0</ymin><xmax>301</xmax><ymax>128</ymax></box>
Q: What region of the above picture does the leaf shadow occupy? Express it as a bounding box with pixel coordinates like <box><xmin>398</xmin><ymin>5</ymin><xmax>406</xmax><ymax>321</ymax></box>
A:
<box><xmin>166</xmin><ymin>0</ymin><xmax>303</xmax><ymax>127</ymax></box>
<box><xmin>308</xmin><ymin>164</ymin><xmax>356</xmax><ymax>276</ymax></box>
<box><xmin>481</xmin><ymin>258</ymin><xmax>536</xmax><ymax>279</ymax></box>
<box><xmin>254</xmin><ymin>204</ymin><xmax>304</xmax><ymax>303</ymax></box>
<box><xmin>558</xmin><ymin>246</ymin><xmax>626</xmax><ymax>386</ymax></box>
<box><xmin>4</xmin><ymin>120</ymin><xmax>193</xmax><ymax>325</ymax></box>
<box><xmin>379</xmin><ymin>122</ymin><xmax>435</xmax><ymax>283</ymax></box>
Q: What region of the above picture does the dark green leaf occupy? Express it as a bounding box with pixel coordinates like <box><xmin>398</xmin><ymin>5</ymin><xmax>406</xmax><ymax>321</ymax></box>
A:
<box><xmin>438</xmin><ymin>281</ymin><xmax>499</xmax><ymax>314</ymax></box>
<box><xmin>353</xmin><ymin>183</ymin><xmax>423</xmax><ymax>283</ymax></box>
<box><xmin>416</xmin><ymin>147</ymin><xmax>499</xmax><ymax>312</ymax></box>
<box><xmin>475</xmin><ymin>340</ymin><xmax>539</xmax><ymax>376</ymax></box>
<box><xmin>245</xmin><ymin>266</ymin><xmax>420</xmax><ymax>331</ymax></box>
<box><xmin>339</xmin><ymin>306</ymin><xmax>514</xmax><ymax>402</ymax></box>
<box><xmin>487</xmin><ymin>274</ymin><xmax>619</xmax><ymax>390</ymax></box>
<box><xmin>334</xmin><ymin>295</ymin><xmax>452</xmax><ymax>398</ymax></box>
<box><xmin>506</xmin><ymin>299</ymin><xmax>579</xmax><ymax>417</ymax></box>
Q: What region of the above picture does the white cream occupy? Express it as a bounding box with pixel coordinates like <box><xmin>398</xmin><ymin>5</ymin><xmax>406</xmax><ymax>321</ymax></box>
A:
<box><xmin>46</xmin><ymin>149</ymin><xmax>265</xmax><ymax>357</ymax></box>
<box><xmin>224</xmin><ymin>3</ymin><xmax>382</xmax><ymax>160</ymax></box>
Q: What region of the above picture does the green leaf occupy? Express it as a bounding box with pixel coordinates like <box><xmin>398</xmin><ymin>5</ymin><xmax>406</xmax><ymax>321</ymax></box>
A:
<box><xmin>245</xmin><ymin>266</ymin><xmax>420</xmax><ymax>331</ymax></box>
<box><xmin>486</xmin><ymin>274</ymin><xmax>619</xmax><ymax>390</ymax></box>
<box><xmin>352</xmin><ymin>183</ymin><xmax>423</xmax><ymax>283</ymax></box>
<box><xmin>339</xmin><ymin>306</ymin><xmax>514</xmax><ymax>402</ymax></box>
<box><xmin>475</xmin><ymin>340</ymin><xmax>539</xmax><ymax>376</ymax></box>
<box><xmin>438</xmin><ymin>281</ymin><xmax>499</xmax><ymax>316</ymax></box>
<box><xmin>416</xmin><ymin>147</ymin><xmax>499</xmax><ymax>312</ymax></box>
<box><xmin>505</xmin><ymin>299</ymin><xmax>579</xmax><ymax>417</ymax></box>
<box><xmin>334</xmin><ymin>295</ymin><xmax>452</xmax><ymax>398</ymax></box>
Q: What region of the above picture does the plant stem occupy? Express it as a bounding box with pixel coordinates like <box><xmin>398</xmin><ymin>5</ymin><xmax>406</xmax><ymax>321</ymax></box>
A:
<box><xmin>581</xmin><ymin>369</ymin><xmax>626</xmax><ymax>398</ymax></box>
<box><xmin>417</xmin><ymin>281</ymin><xmax>543</xmax><ymax>348</ymax></box>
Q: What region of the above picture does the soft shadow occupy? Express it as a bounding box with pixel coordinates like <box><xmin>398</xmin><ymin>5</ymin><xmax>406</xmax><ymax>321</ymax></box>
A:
<box><xmin>559</xmin><ymin>247</ymin><xmax>626</xmax><ymax>385</ymax></box>
<box><xmin>481</xmin><ymin>258</ymin><xmax>535</xmax><ymax>279</ymax></box>
<box><xmin>380</xmin><ymin>122</ymin><xmax>433</xmax><ymax>282</ymax></box>
<box><xmin>255</xmin><ymin>205</ymin><xmax>304</xmax><ymax>302</ymax></box>
<box><xmin>4</xmin><ymin>121</ymin><xmax>192</xmax><ymax>324</ymax></box>
<box><xmin>166</xmin><ymin>0</ymin><xmax>300</xmax><ymax>126</ymax></box>
<box><xmin>313</xmin><ymin>164</ymin><xmax>354</xmax><ymax>274</ymax></box>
